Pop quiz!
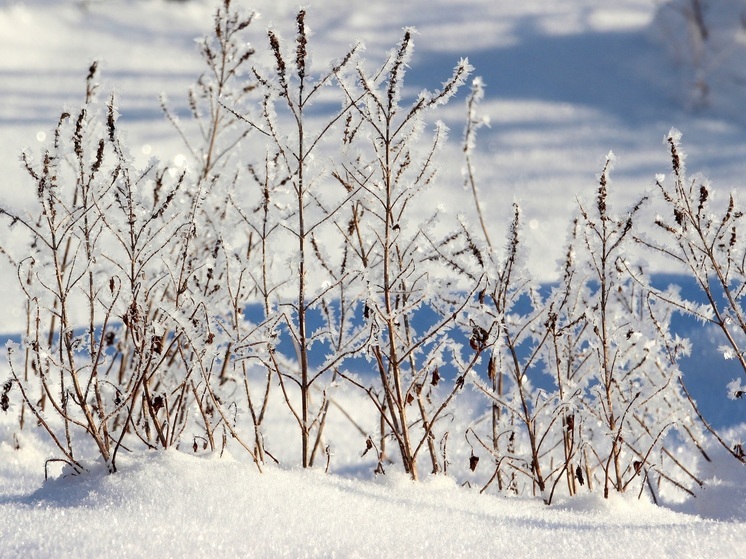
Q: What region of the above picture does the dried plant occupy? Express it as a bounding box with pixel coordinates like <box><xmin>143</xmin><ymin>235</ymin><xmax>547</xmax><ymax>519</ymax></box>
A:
<box><xmin>639</xmin><ymin>128</ymin><xmax>746</xmax><ymax>464</ymax></box>
<box><xmin>218</xmin><ymin>9</ymin><xmax>366</xmax><ymax>468</ymax></box>
<box><xmin>0</xmin><ymin>5</ymin><xmax>737</xmax><ymax>508</ymax></box>
<box><xmin>0</xmin><ymin>64</ymin><xmax>206</xmax><ymax>473</ymax></box>
<box><xmin>330</xmin><ymin>30</ymin><xmax>478</xmax><ymax>480</ymax></box>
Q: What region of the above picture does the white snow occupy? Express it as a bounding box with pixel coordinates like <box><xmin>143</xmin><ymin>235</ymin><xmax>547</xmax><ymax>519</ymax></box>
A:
<box><xmin>2</xmin><ymin>0</ymin><xmax>746</xmax><ymax>556</ymax></box>
<box><xmin>1</xmin><ymin>437</ymin><xmax>744</xmax><ymax>559</ymax></box>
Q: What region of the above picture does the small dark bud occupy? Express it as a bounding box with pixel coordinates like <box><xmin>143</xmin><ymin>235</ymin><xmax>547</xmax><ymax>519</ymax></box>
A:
<box><xmin>431</xmin><ymin>367</ymin><xmax>441</xmax><ymax>386</ymax></box>
<box><xmin>469</xmin><ymin>454</ymin><xmax>479</xmax><ymax>472</ymax></box>
<box><xmin>488</xmin><ymin>357</ymin><xmax>497</xmax><ymax>383</ymax></box>
<box><xmin>152</xmin><ymin>395</ymin><xmax>164</xmax><ymax>413</ymax></box>
<box><xmin>87</xmin><ymin>61</ymin><xmax>98</xmax><ymax>82</ymax></box>
<box><xmin>575</xmin><ymin>465</ymin><xmax>585</xmax><ymax>486</ymax></box>
<box><xmin>1</xmin><ymin>381</ymin><xmax>11</xmax><ymax>412</ymax></box>
<box><xmin>674</xmin><ymin>208</ymin><xmax>684</xmax><ymax>226</ymax></box>
<box><xmin>151</xmin><ymin>335</ymin><xmax>163</xmax><ymax>354</ymax></box>
<box><xmin>565</xmin><ymin>414</ymin><xmax>575</xmax><ymax>432</ymax></box>
<box><xmin>361</xmin><ymin>437</ymin><xmax>373</xmax><ymax>457</ymax></box>
<box><xmin>699</xmin><ymin>184</ymin><xmax>709</xmax><ymax>207</ymax></box>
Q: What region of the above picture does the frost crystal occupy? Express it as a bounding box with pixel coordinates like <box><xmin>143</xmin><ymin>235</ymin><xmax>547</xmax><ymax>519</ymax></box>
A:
<box><xmin>719</xmin><ymin>345</ymin><xmax>736</xmax><ymax>360</ymax></box>
<box><xmin>727</xmin><ymin>378</ymin><xmax>745</xmax><ymax>400</ymax></box>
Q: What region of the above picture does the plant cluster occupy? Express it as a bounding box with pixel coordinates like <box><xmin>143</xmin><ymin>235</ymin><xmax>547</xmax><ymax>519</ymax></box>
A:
<box><xmin>1</xmin><ymin>1</ymin><xmax>742</xmax><ymax>504</ymax></box>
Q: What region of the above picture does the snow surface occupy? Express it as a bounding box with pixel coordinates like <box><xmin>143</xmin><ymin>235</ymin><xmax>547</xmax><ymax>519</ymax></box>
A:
<box><xmin>1</xmin><ymin>0</ymin><xmax>746</xmax><ymax>557</ymax></box>
<box><xmin>1</xmin><ymin>435</ymin><xmax>744</xmax><ymax>559</ymax></box>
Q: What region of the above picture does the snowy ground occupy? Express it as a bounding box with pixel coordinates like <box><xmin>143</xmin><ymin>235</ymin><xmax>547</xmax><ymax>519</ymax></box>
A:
<box><xmin>1</xmin><ymin>422</ymin><xmax>745</xmax><ymax>558</ymax></box>
<box><xmin>1</xmin><ymin>0</ymin><xmax>746</xmax><ymax>556</ymax></box>
<box><xmin>0</xmin><ymin>449</ymin><xmax>743</xmax><ymax>558</ymax></box>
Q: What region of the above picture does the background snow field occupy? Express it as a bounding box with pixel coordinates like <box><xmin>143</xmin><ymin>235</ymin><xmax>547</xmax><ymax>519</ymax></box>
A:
<box><xmin>1</xmin><ymin>1</ymin><xmax>746</xmax><ymax>557</ymax></box>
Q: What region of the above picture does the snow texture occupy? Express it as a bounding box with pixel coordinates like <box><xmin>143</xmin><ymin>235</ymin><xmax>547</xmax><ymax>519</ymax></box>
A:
<box><xmin>0</xmin><ymin>441</ymin><xmax>744</xmax><ymax>558</ymax></box>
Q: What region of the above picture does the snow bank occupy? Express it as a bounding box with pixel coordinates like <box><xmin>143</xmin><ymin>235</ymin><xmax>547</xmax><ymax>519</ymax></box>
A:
<box><xmin>0</xmin><ymin>448</ymin><xmax>743</xmax><ymax>558</ymax></box>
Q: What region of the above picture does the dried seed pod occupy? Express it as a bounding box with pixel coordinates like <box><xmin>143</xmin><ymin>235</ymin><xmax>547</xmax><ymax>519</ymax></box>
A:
<box><xmin>469</xmin><ymin>453</ymin><xmax>479</xmax><ymax>472</ymax></box>
<box><xmin>699</xmin><ymin>184</ymin><xmax>709</xmax><ymax>208</ymax></box>
<box><xmin>361</xmin><ymin>438</ymin><xmax>373</xmax><ymax>457</ymax></box>
<box><xmin>152</xmin><ymin>395</ymin><xmax>164</xmax><ymax>414</ymax></box>
<box><xmin>487</xmin><ymin>356</ymin><xmax>497</xmax><ymax>383</ymax></box>
<box><xmin>674</xmin><ymin>207</ymin><xmax>684</xmax><ymax>226</ymax></box>
<box><xmin>151</xmin><ymin>335</ymin><xmax>163</xmax><ymax>354</ymax></box>
<box><xmin>1</xmin><ymin>380</ymin><xmax>11</xmax><ymax>412</ymax></box>
<box><xmin>469</xmin><ymin>325</ymin><xmax>488</xmax><ymax>352</ymax></box>
<box><xmin>565</xmin><ymin>414</ymin><xmax>575</xmax><ymax>432</ymax></box>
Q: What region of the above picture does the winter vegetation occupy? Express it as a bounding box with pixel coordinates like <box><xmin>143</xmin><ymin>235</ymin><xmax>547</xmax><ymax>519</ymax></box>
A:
<box><xmin>1</xmin><ymin>0</ymin><xmax>745</xmax><ymax>557</ymax></box>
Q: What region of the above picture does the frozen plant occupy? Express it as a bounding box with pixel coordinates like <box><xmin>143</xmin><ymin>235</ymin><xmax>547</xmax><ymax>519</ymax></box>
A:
<box><xmin>639</xmin><ymin>128</ymin><xmax>746</xmax><ymax>464</ymax></box>
<box><xmin>0</xmin><ymin>64</ymin><xmax>212</xmax><ymax>473</ymax></box>
<box><xmin>222</xmin><ymin>9</ymin><xmax>365</xmax><ymax>469</ymax></box>
<box><xmin>333</xmin><ymin>29</ymin><xmax>478</xmax><ymax>479</ymax></box>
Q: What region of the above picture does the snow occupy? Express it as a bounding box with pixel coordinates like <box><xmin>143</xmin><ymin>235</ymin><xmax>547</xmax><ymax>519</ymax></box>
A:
<box><xmin>2</xmin><ymin>0</ymin><xmax>746</xmax><ymax>556</ymax></box>
<box><xmin>1</xmin><ymin>443</ymin><xmax>744</xmax><ymax>558</ymax></box>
